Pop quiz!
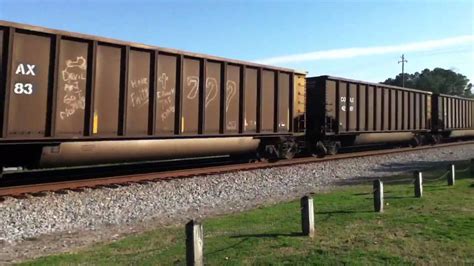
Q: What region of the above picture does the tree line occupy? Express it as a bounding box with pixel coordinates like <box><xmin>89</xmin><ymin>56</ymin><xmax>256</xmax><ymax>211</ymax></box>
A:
<box><xmin>381</xmin><ymin>68</ymin><xmax>473</xmax><ymax>98</ymax></box>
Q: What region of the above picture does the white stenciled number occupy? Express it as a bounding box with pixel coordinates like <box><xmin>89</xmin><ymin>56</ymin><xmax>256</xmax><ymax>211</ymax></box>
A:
<box><xmin>14</xmin><ymin>83</ymin><xmax>33</xmax><ymax>95</ymax></box>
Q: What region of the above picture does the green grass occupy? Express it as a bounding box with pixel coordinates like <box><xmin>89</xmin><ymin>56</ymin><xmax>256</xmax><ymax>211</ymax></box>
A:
<box><xmin>23</xmin><ymin>165</ymin><xmax>474</xmax><ymax>265</ymax></box>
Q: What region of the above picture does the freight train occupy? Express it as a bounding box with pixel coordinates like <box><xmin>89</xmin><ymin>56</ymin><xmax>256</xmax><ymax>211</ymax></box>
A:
<box><xmin>0</xmin><ymin>21</ymin><xmax>473</xmax><ymax>172</ymax></box>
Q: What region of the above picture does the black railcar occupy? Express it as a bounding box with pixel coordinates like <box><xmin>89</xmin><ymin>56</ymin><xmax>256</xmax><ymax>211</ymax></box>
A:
<box><xmin>431</xmin><ymin>93</ymin><xmax>474</xmax><ymax>141</ymax></box>
<box><xmin>306</xmin><ymin>76</ymin><xmax>433</xmax><ymax>154</ymax></box>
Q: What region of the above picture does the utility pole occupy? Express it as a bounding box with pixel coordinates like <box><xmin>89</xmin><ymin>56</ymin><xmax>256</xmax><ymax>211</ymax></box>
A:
<box><xmin>398</xmin><ymin>54</ymin><xmax>408</xmax><ymax>87</ymax></box>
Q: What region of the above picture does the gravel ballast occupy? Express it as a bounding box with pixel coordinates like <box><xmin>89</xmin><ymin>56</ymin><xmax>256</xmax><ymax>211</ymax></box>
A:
<box><xmin>1</xmin><ymin>144</ymin><xmax>474</xmax><ymax>263</ymax></box>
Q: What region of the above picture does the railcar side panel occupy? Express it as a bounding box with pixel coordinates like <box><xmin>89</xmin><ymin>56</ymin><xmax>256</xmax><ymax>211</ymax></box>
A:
<box><xmin>348</xmin><ymin>83</ymin><xmax>357</xmax><ymax>131</ymax></box>
<box><xmin>468</xmin><ymin>100</ymin><xmax>471</xmax><ymax>128</ymax></box>
<box><xmin>338</xmin><ymin>81</ymin><xmax>347</xmax><ymax>132</ymax></box>
<box><xmin>375</xmin><ymin>87</ymin><xmax>382</xmax><ymax>131</ymax></box>
<box><xmin>397</xmin><ymin>90</ymin><xmax>402</xmax><ymax>130</ymax></box>
<box><xmin>447</xmin><ymin>98</ymin><xmax>452</xmax><ymax>128</ymax></box>
<box><xmin>462</xmin><ymin>100</ymin><xmax>466</xmax><ymax>128</ymax></box>
<box><xmin>414</xmin><ymin>94</ymin><xmax>419</xmax><ymax>129</ymax></box>
<box><xmin>204</xmin><ymin>61</ymin><xmax>221</xmax><ymax>134</ymax></box>
<box><xmin>126</xmin><ymin>49</ymin><xmax>151</xmax><ymax>136</ymax></box>
<box><xmin>261</xmin><ymin>70</ymin><xmax>275</xmax><ymax>133</ymax></box>
<box><xmin>93</xmin><ymin>45</ymin><xmax>121</xmax><ymax>136</ymax></box>
<box><xmin>390</xmin><ymin>89</ymin><xmax>396</xmax><ymax>130</ymax></box>
<box><xmin>225</xmin><ymin>65</ymin><xmax>240</xmax><ymax>133</ymax></box>
<box><xmin>156</xmin><ymin>53</ymin><xmax>177</xmax><ymax>135</ymax></box>
<box><xmin>383</xmin><ymin>87</ymin><xmax>389</xmax><ymax>131</ymax></box>
<box><xmin>292</xmin><ymin>74</ymin><xmax>306</xmax><ymax>133</ymax></box>
<box><xmin>367</xmin><ymin>85</ymin><xmax>374</xmax><ymax>131</ymax></box>
<box><xmin>244</xmin><ymin>68</ymin><xmax>257</xmax><ymax>133</ymax></box>
<box><xmin>325</xmin><ymin>80</ymin><xmax>336</xmax><ymax>133</ymax></box>
<box><xmin>277</xmin><ymin>73</ymin><xmax>290</xmax><ymax>132</ymax></box>
<box><xmin>7</xmin><ymin>32</ymin><xmax>51</xmax><ymax>138</ymax></box>
<box><xmin>55</xmin><ymin>39</ymin><xmax>88</xmax><ymax>137</ymax></box>
<box><xmin>358</xmin><ymin>84</ymin><xmax>366</xmax><ymax>131</ymax></box>
<box><xmin>452</xmin><ymin>98</ymin><xmax>456</xmax><ymax>128</ymax></box>
<box><xmin>409</xmin><ymin>92</ymin><xmax>414</xmax><ymax>130</ymax></box>
<box><xmin>181</xmin><ymin>58</ymin><xmax>200</xmax><ymax>134</ymax></box>
<box><xmin>0</xmin><ymin>28</ymin><xmax>7</xmax><ymax>138</ymax></box>
<box><xmin>402</xmin><ymin>91</ymin><xmax>408</xmax><ymax>130</ymax></box>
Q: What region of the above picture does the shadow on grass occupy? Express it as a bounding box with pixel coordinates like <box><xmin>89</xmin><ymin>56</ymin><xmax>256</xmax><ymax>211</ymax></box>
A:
<box><xmin>230</xmin><ymin>232</ymin><xmax>303</xmax><ymax>239</ymax></box>
<box><xmin>356</xmin><ymin>191</ymin><xmax>412</xmax><ymax>198</ymax></box>
<box><xmin>336</xmin><ymin>159</ymin><xmax>473</xmax><ymax>186</ymax></box>
<box><xmin>205</xmin><ymin>232</ymin><xmax>303</xmax><ymax>256</ymax></box>
<box><xmin>363</xmin><ymin>195</ymin><xmax>413</xmax><ymax>200</ymax></box>
<box><xmin>424</xmin><ymin>187</ymin><xmax>449</xmax><ymax>191</ymax></box>
<box><xmin>205</xmin><ymin>238</ymin><xmax>250</xmax><ymax>256</ymax></box>
<box><xmin>353</xmin><ymin>192</ymin><xmax>371</xmax><ymax>196</ymax></box>
<box><xmin>316</xmin><ymin>210</ymin><xmax>373</xmax><ymax>215</ymax></box>
<box><xmin>384</xmin><ymin>195</ymin><xmax>413</xmax><ymax>199</ymax></box>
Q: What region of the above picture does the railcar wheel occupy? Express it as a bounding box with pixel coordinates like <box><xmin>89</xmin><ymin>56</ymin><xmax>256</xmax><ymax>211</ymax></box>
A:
<box><xmin>279</xmin><ymin>140</ymin><xmax>298</xmax><ymax>160</ymax></box>
<box><xmin>326</xmin><ymin>142</ymin><xmax>340</xmax><ymax>155</ymax></box>
<box><xmin>410</xmin><ymin>135</ymin><xmax>422</xmax><ymax>147</ymax></box>
<box><xmin>312</xmin><ymin>141</ymin><xmax>327</xmax><ymax>157</ymax></box>
<box><xmin>313</xmin><ymin>141</ymin><xmax>340</xmax><ymax>156</ymax></box>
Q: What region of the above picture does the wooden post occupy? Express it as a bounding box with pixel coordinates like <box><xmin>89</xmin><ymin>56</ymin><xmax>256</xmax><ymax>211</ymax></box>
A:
<box><xmin>448</xmin><ymin>164</ymin><xmax>455</xmax><ymax>186</ymax></box>
<box><xmin>186</xmin><ymin>220</ymin><xmax>203</xmax><ymax>266</ymax></box>
<box><xmin>373</xmin><ymin>180</ymin><xmax>383</xmax><ymax>212</ymax></box>
<box><xmin>414</xmin><ymin>171</ymin><xmax>423</xmax><ymax>198</ymax></box>
<box><xmin>301</xmin><ymin>195</ymin><xmax>315</xmax><ymax>238</ymax></box>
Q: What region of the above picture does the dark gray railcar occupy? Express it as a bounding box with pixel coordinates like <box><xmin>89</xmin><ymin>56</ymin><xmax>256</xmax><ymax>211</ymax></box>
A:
<box><xmin>306</xmin><ymin>76</ymin><xmax>432</xmax><ymax>154</ymax></box>
<box><xmin>0</xmin><ymin>21</ymin><xmax>305</xmax><ymax>168</ymax></box>
<box><xmin>432</xmin><ymin>93</ymin><xmax>474</xmax><ymax>140</ymax></box>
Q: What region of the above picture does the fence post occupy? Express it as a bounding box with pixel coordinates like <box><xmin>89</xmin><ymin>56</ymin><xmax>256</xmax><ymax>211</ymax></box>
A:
<box><xmin>301</xmin><ymin>195</ymin><xmax>315</xmax><ymax>238</ymax></box>
<box><xmin>414</xmin><ymin>171</ymin><xmax>423</xmax><ymax>198</ymax></box>
<box><xmin>448</xmin><ymin>164</ymin><xmax>455</xmax><ymax>186</ymax></box>
<box><xmin>186</xmin><ymin>220</ymin><xmax>203</xmax><ymax>266</ymax></box>
<box><xmin>373</xmin><ymin>180</ymin><xmax>383</xmax><ymax>212</ymax></box>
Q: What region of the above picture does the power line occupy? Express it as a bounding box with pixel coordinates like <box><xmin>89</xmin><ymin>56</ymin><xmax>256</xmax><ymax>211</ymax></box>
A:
<box><xmin>398</xmin><ymin>54</ymin><xmax>408</xmax><ymax>87</ymax></box>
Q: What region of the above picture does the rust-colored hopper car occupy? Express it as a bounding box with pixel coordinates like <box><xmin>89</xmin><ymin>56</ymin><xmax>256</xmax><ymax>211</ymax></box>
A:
<box><xmin>0</xmin><ymin>20</ymin><xmax>305</xmax><ymax>169</ymax></box>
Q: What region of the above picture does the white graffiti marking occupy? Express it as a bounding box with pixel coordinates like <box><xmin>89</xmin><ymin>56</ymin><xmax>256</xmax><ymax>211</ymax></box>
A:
<box><xmin>59</xmin><ymin>56</ymin><xmax>86</xmax><ymax>120</ymax></box>
<box><xmin>225</xmin><ymin>80</ymin><xmax>237</xmax><ymax>113</ymax></box>
<box><xmin>205</xmin><ymin>78</ymin><xmax>218</xmax><ymax>108</ymax></box>
<box><xmin>130</xmin><ymin>77</ymin><xmax>149</xmax><ymax>109</ymax></box>
<box><xmin>186</xmin><ymin>76</ymin><xmax>199</xmax><ymax>100</ymax></box>
<box><xmin>226</xmin><ymin>120</ymin><xmax>237</xmax><ymax>130</ymax></box>
<box><xmin>158</xmin><ymin>73</ymin><xmax>176</xmax><ymax>122</ymax></box>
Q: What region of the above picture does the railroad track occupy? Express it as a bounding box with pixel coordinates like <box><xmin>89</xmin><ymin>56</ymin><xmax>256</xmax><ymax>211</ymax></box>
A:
<box><xmin>1</xmin><ymin>141</ymin><xmax>473</xmax><ymax>198</ymax></box>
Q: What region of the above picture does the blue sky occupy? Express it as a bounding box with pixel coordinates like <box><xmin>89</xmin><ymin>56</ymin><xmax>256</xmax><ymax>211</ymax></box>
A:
<box><xmin>1</xmin><ymin>0</ymin><xmax>473</xmax><ymax>85</ymax></box>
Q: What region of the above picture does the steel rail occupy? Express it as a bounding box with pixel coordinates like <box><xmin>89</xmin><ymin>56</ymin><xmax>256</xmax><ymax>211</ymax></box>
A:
<box><xmin>1</xmin><ymin>141</ymin><xmax>473</xmax><ymax>197</ymax></box>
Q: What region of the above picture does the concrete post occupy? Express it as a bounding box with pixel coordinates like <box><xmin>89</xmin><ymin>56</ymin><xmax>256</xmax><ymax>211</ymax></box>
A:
<box><xmin>301</xmin><ymin>195</ymin><xmax>315</xmax><ymax>238</ymax></box>
<box><xmin>448</xmin><ymin>164</ymin><xmax>455</xmax><ymax>186</ymax></box>
<box><xmin>186</xmin><ymin>220</ymin><xmax>203</xmax><ymax>266</ymax></box>
<box><xmin>414</xmin><ymin>171</ymin><xmax>423</xmax><ymax>198</ymax></box>
<box><xmin>373</xmin><ymin>180</ymin><xmax>383</xmax><ymax>212</ymax></box>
